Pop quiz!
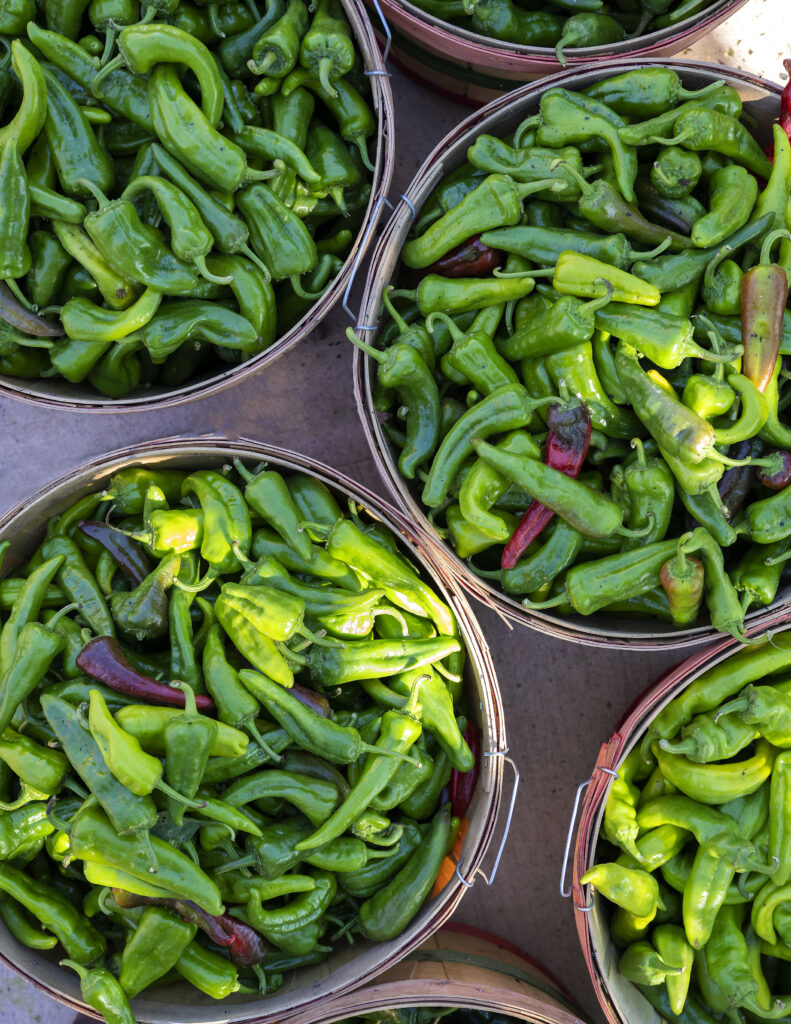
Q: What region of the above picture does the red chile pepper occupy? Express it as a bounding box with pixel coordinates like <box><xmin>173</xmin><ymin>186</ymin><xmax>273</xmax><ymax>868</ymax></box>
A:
<box><xmin>501</xmin><ymin>395</ymin><xmax>592</xmax><ymax>570</ymax></box>
<box><xmin>424</xmin><ymin>235</ymin><xmax>504</xmax><ymax>280</ymax></box>
<box><xmin>77</xmin><ymin>520</ymin><xmax>153</xmax><ymax>586</ymax></box>
<box><xmin>110</xmin><ymin>890</ymin><xmax>268</xmax><ymax>965</ymax></box>
<box><xmin>449</xmin><ymin>720</ymin><xmax>479</xmax><ymax>818</ymax></box>
<box><xmin>76</xmin><ymin>636</ymin><xmax>215</xmax><ymax>711</ymax></box>
<box><xmin>758</xmin><ymin>450</ymin><xmax>791</xmax><ymax>490</ymax></box>
<box><xmin>741</xmin><ymin>228</ymin><xmax>789</xmax><ymax>394</ymax></box>
<box><xmin>112</xmin><ymin>889</ymin><xmax>234</xmax><ymax>946</ymax></box>
<box><xmin>217</xmin><ymin>913</ymin><xmax>268</xmax><ymax>966</ymax></box>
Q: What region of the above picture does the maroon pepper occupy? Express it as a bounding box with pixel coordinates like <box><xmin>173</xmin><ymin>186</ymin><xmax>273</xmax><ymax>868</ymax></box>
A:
<box><xmin>449</xmin><ymin>720</ymin><xmax>479</xmax><ymax>819</ymax></box>
<box><xmin>424</xmin><ymin>235</ymin><xmax>504</xmax><ymax>279</ymax></box>
<box><xmin>766</xmin><ymin>60</ymin><xmax>791</xmax><ymax>158</ymax></box>
<box><xmin>76</xmin><ymin>636</ymin><xmax>215</xmax><ymax>710</ymax></box>
<box><xmin>110</xmin><ymin>891</ymin><xmax>268</xmax><ymax>965</ymax></box>
<box><xmin>758</xmin><ymin>450</ymin><xmax>791</xmax><ymax>490</ymax></box>
<box><xmin>78</xmin><ymin>520</ymin><xmax>153</xmax><ymax>585</ymax></box>
<box><xmin>217</xmin><ymin>913</ymin><xmax>269</xmax><ymax>966</ymax></box>
<box><xmin>718</xmin><ymin>439</ymin><xmax>759</xmax><ymax>520</ymax></box>
<box><xmin>501</xmin><ymin>396</ymin><xmax>592</xmax><ymax>569</ymax></box>
<box><xmin>289</xmin><ymin>682</ymin><xmax>331</xmax><ymax>718</ymax></box>
<box><xmin>111</xmin><ymin>890</ymin><xmax>234</xmax><ymax>946</ymax></box>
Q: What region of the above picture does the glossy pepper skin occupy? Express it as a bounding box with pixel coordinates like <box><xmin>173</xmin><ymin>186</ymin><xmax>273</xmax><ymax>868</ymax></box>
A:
<box><xmin>501</xmin><ymin>396</ymin><xmax>592</xmax><ymax>568</ymax></box>
<box><xmin>0</xmin><ymin>619</ymin><xmax>65</xmax><ymax>737</ymax></box>
<box><xmin>239</xmin><ymin>184</ymin><xmax>318</xmax><ymax>282</ymax></box>
<box><xmin>581</xmin><ymin>862</ymin><xmax>664</xmax><ymax>919</ymax></box>
<box><xmin>81</xmin><ymin>181</ymin><xmax>200</xmax><ymax>295</ymax></box>
<box><xmin>458</xmin><ymin>430</ymin><xmax>540</xmax><ymax>543</ymax></box>
<box><xmin>562</xmin><ymin>165</ymin><xmax>694</xmax><ymax>253</ymax></box>
<box><xmin>306</xmin><ymin>636</ymin><xmax>460</xmax><ymax>687</ymax></box>
<box><xmin>654</xmin><ymin>107</ymin><xmax>773</xmax><ymax>180</ymax></box>
<box><xmin>248</xmin><ymin>0</ymin><xmax>309</xmax><ymax>77</ymax></box>
<box><xmin>461</xmin><ymin>0</ymin><xmax>563</xmax><ymax>46</ymax></box>
<box><xmin>0</xmin><ymin>41</ymin><xmax>47</xmax><ymax>157</ymax></box>
<box><xmin>295</xmin><ymin>681</ymin><xmax>424</xmax><ymax>852</ymax></box>
<box><xmin>0</xmin><ymin>554</ymin><xmax>66</xmax><ymax>674</ymax></box>
<box><xmin>214</xmin><ymin>590</ymin><xmax>295</xmax><ymax>690</ymax></box>
<box><xmin>584</xmin><ymin>68</ymin><xmax>723</xmax><ymax>119</ymax></box>
<box><xmin>121</xmin><ymin>176</ymin><xmax>231</xmax><ymax>287</ymax></box>
<box><xmin>421</xmin><ymin>384</ymin><xmax>554</xmax><ymax>509</ymax></box>
<box><xmin>0</xmin><ymin>138</ymin><xmax>30</xmax><ymax>281</ymax></box>
<box><xmin>349</xmin><ymin>330</ymin><xmax>440</xmax><ymax>481</ymax></box>
<box><xmin>110</xmin><ymin>552</ymin><xmax>181</xmax><ymax>641</ymax></box>
<box><xmin>500</xmin><ymin>289</ymin><xmax>614</xmax><ymax>361</ymax></box>
<box><xmin>118</xmin><ymin>906</ymin><xmax>198</xmax><ymax>998</ymax></box>
<box><xmin>70</xmin><ymin>801</ymin><xmax>224</xmax><ymax>916</ymax></box>
<box><xmin>78</xmin><ymin>520</ymin><xmax>152</xmax><ymax>585</ymax></box>
<box><xmin>527</xmin><ymin>538</ymin><xmax>680</xmax><ymax>616</ymax></box>
<box><xmin>41</xmin><ymin>695</ymin><xmax>152</xmax><ymax>863</ymax></box>
<box><xmin>402</xmin><ymin>173</ymin><xmax>562</xmax><ymax>270</ymax></box>
<box><xmin>164</xmin><ymin>683</ymin><xmax>218</xmax><ymax>826</ymax></box>
<box><xmin>115</xmin><ymin>22</ymin><xmax>223</xmax><ymax>126</ymax></box>
<box><xmin>181</xmin><ymin>470</ymin><xmax>251</xmax><ymax>577</ymax></box>
<box><xmin>0</xmin><ymin>864</ymin><xmax>105</xmax><ymax>966</ymax></box>
<box><xmin>148</xmin><ymin>64</ymin><xmax>251</xmax><ymax>194</ymax></box>
<box><xmin>481</xmin><ymin>223</ymin><xmax>661</xmax><ymax>270</ymax></box>
<box><xmin>42</xmin><ymin>66</ymin><xmax>114</xmax><ymax>199</ymax></box>
<box><xmin>471</xmin><ymin>438</ymin><xmax>633</xmax><ymax>541</ymax></box>
<box><xmin>620</xmin><ymin>439</ymin><xmax>675</xmax><ymax>549</ymax></box>
<box><xmin>614</xmin><ymin>343</ymin><xmax>719</xmax><ymax>467</ymax></box>
<box><xmin>645</xmin><ymin>795</ymin><xmax>769</xmax><ymax>874</ymax></box>
<box><xmin>240</xmin><ymin>668</ymin><xmax>387</xmax><ymax>765</ymax></box>
<box><xmin>76</xmin><ymin>636</ymin><xmax>216</xmax><ymax>710</ymax></box>
<box><xmin>691</xmin><ymin>165</ymin><xmax>759</xmax><ymax>249</ymax></box>
<box><xmin>603</xmin><ymin>747</ymin><xmax>651</xmax><ymax>860</ymax></box>
<box><xmin>40</xmin><ymin>536</ymin><xmax>116</xmax><ymax>638</ymax></box>
<box><xmin>554</xmin><ymin>13</ymin><xmax>624</xmax><ymax>65</ymax></box>
<box><xmin>743</xmin><ymin>230</ymin><xmax>789</xmax><ymax>397</ymax></box>
<box><xmin>654</xmin><ymin>738</ymin><xmax>775</xmax><ymax>805</ymax></box>
<box><xmin>298</xmin><ymin>0</ymin><xmax>354</xmax><ymax>95</ymax></box>
<box><xmin>660</xmin><ymin>544</ymin><xmax>705</xmax><ymax>628</ymax></box>
<box><xmin>359</xmin><ymin>802</ymin><xmax>451</xmax><ymax>940</ymax></box>
<box><xmin>536</xmin><ymin>88</ymin><xmax>637</xmax><ymax>203</ymax></box>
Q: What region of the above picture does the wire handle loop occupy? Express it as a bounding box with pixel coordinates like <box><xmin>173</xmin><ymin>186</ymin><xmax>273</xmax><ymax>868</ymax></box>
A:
<box><xmin>366</xmin><ymin>0</ymin><xmax>392</xmax><ymax>66</ymax></box>
<box><xmin>342</xmin><ymin>194</ymin><xmax>393</xmax><ymax>325</ymax></box>
<box><xmin>559</xmin><ymin>767</ymin><xmax>618</xmax><ymax>900</ymax></box>
<box><xmin>454</xmin><ymin>750</ymin><xmax>519</xmax><ymax>889</ymax></box>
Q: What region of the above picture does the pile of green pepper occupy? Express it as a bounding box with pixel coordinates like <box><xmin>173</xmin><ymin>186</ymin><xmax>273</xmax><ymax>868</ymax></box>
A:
<box><xmin>0</xmin><ymin>459</ymin><xmax>476</xmax><ymax>1024</ymax></box>
<box><xmin>582</xmin><ymin>635</ymin><xmax>791</xmax><ymax>1024</ymax></box>
<box><xmin>406</xmin><ymin>0</ymin><xmax>721</xmax><ymax>65</ymax></box>
<box><xmin>0</xmin><ymin>0</ymin><xmax>378</xmax><ymax>398</ymax></box>
<box><xmin>359</xmin><ymin>66</ymin><xmax>791</xmax><ymax>642</ymax></box>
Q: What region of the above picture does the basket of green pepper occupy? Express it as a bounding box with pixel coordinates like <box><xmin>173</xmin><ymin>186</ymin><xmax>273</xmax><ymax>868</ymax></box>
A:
<box><xmin>353</xmin><ymin>59</ymin><xmax>791</xmax><ymax>651</ymax></box>
<box><xmin>0</xmin><ymin>0</ymin><xmax>393</xmax><ymax>409</ymax></box>
<box><xmin>360</xmin><ymin>0</ymin><xmax>751</xmax><ymax>104</ymax></box>
<box><xmin>0</xmin><ymin>438</ymin><xmax>510</xmax><ymax>1024</ymax></box>
<box><xmin>567</xmin><ymin>624</ymin><xmax>791</xmax><ymax>1024</ymax></box>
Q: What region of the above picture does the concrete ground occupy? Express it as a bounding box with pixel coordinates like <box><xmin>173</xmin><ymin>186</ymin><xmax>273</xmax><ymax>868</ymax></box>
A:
<box><xmin>2</xmin><ymin>0</ymin><xmax>790</xmax><ymax>1019</ymax></box>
